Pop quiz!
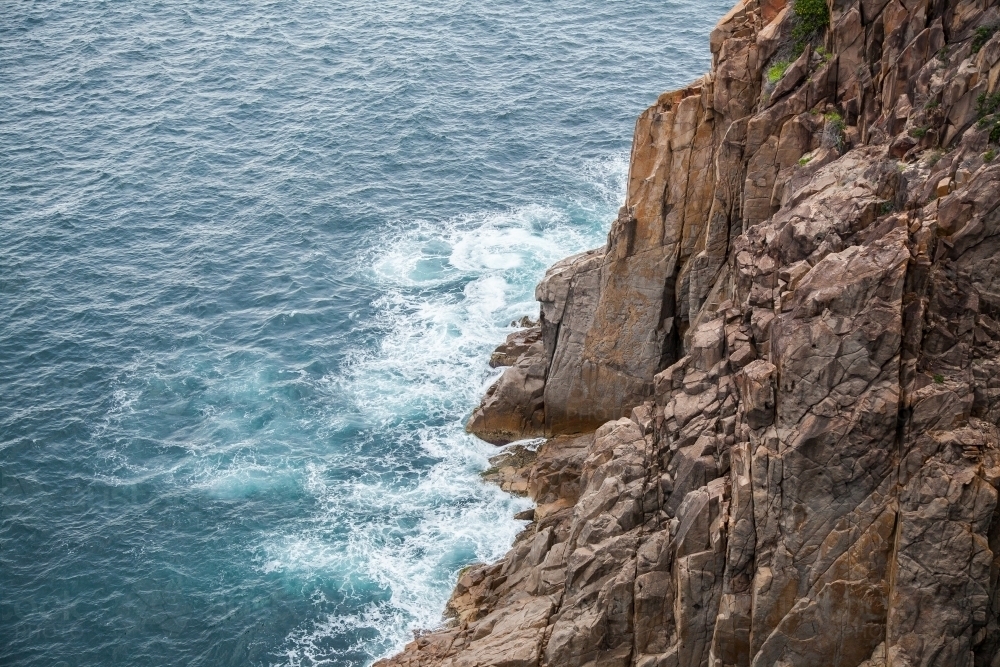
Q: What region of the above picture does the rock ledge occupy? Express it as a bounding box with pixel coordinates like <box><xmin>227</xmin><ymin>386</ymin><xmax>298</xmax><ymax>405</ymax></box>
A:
<box><xmin>389</xmin><ymin>1</ymin><xmax>1000</xmax><ymax>665</ymax></box>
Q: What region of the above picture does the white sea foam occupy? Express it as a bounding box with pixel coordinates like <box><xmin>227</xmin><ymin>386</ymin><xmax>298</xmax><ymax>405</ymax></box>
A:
<box><xmin>270</xmin><ymin>155</ymin><xmax>626</xmax><ymax>666</ymax></box>
<box><xmin>201</xmin><ymin>459</ymin><xmax>294</xmax><ymax>499</ymax></box>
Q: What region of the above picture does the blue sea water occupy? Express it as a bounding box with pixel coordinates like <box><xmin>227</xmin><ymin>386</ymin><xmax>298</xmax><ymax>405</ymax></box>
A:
<box><xmin>0</xmin><ymin>1</ymin><xmax>731</xmax><ymax>665</ymax></box>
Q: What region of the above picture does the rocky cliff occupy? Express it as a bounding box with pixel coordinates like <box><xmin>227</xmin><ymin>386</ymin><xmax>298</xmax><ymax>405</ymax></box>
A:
<box><xmin>380</xmin><ymin>0</ymin><xmax>1000</xmax><ymax>665</ymax></box>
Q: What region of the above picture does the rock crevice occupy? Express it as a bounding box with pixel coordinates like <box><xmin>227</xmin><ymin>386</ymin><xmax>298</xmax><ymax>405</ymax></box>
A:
<box><xmin>385</xmin><ymin>0</ymin><xmax>1000</xmax><ymax>664</ymax></box>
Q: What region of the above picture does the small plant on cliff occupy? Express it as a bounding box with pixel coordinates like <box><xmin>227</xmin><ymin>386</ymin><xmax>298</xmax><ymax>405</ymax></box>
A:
<box><xmin>792</xmin><ymin>0</ymin><xmax>830</xmax><ymax>52</ymax></box>
<box><xmin>976</xmin><ymin>91</ymin><xmax>1000</xmax><ymax>120</ymax></box>
<box><xmin>798</xmin><ymin>155</ymin><xmax>813</xmax><ymax>166</ymax></box>
<box><xmin>985</xmin><ymin>149</ymin><xmax>996</xmax><ymax>162</ymax></box>
<box><xmin>767</xmin><ymin>60</ymin><xmax>791</xmax><ymax>84</ymax></box>
<box><xmin>911</xmin><ymin>126</ymin><xmax>929</xmax><ymax>138</ymax></box>
<box><xmin>934</xmin><ymin>374</ymin><xmax>945</xmax><ymax>384</ymax></box>
<box><xmin>824</xmin><ymin>111</ymin><xmax>844</xmax><ymax>131</ymax></box>
<box><xmin>823</xmin><ymin>111</ymin><xmax>845</xmax><ymax>151</ymax></box>
<box><xmin>972</xmin><ymin>24</ymin><xmax>999</xmax><ymax>54</ymax></box>
<box><xmin>977</xmin><ymin>94</ymin><xmax>1000</xmax><ymax>145</ymax></box>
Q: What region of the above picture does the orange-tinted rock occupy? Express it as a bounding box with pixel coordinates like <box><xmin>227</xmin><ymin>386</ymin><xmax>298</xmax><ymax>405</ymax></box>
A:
<box><xmin>384</xmin><ymin>0</ymin><xmax>1000</xmax><ymax>665</ymax></box>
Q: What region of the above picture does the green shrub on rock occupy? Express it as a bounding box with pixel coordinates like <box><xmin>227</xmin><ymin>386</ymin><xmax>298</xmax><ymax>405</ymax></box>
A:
<box><xmin>793</xmin><ymin>0</ymin><xmax>830</xmax><ymax>52</ymax></box>
<box><xmin>767</xmin><ymin>60</ymin><xmax>790</xmax><ymax>84</ymax></box>
<box><xmin>972</xmin><ymin>24</ymin><xmax>998</xmax><ymax>54</ymax></box>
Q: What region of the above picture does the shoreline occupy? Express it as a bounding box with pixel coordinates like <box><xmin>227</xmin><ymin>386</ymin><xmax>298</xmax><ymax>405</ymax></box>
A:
<box><xmin>379</xmin><ymin>0</ymin><xmax>1000</xmax><ymax>664</ymax></box>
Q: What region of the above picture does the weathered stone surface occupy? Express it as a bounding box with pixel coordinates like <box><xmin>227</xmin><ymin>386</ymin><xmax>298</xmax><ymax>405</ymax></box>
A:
<box><xmin>489</xmin><ymin>326</ymin><xmax>542</xmax><ymax>368</ymax></box>
<box><xmin>384</xmin><ymin>0</ymin><xmax>1000</xmax><ymax>665</ymax></box>
<box><xmin>465</xmin><ymin>339</ymin><xmax>547</xmax><ymax>444</ymax></box>
<box><xmin>537</xmin><ymin>247</ymin><xmax>608</xmax><ymax>434</ymax></box>
<box><xmin>479</xmin><ymin>445</ymin><xmax>537</xmax><ymax>496</ymax></box>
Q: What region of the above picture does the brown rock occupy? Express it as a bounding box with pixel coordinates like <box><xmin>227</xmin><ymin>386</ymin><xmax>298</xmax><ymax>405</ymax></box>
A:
<box><xmin>383</xmin><ymin>1</ymin><xmax>1000</xmax><ymax>665</ymax></box>
<box><xmin>937</xmin><ymin>176</ymin><xmax>953</xmax><ymax>197</ymax></box>
<box><xmin>466</xmin><ymin>340</ymin><xmax>547</xmax><ymax>444</ymax></box>
<box><xmin>488</xmin><ymin>326</ymin><xmax>541</xmax><ymax>368</ymax></box>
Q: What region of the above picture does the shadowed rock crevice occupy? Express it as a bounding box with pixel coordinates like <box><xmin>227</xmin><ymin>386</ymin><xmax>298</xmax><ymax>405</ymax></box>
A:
<box><xmin>394</xmin><ymin>0</ymin><xmax>1000</xmax><ymax>664</ymax></box>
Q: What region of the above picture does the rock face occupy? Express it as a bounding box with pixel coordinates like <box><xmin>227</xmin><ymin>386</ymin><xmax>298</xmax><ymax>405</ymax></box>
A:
<box><xmin>400</xmin><ymin>0</ymin><xmax>1000</xmax><ymax>664</ymax></box>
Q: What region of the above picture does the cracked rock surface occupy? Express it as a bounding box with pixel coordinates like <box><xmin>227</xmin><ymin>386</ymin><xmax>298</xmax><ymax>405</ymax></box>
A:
<box><xmin>385</xmin><ymin>0</ymin><xmax>1000</xmax><ymax>665</ymax></box>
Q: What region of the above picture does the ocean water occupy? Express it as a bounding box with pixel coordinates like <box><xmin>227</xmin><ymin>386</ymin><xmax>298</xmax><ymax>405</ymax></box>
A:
<box><xmin>0</xmin><ymin>1</ymin><xmax>730</xmax><ymax>665</ymax></box>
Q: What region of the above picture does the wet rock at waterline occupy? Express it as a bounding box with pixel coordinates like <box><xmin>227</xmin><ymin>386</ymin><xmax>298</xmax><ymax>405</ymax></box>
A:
<box><xmin>406</xmin><ymin>0</ymin><xmax>1000</xmax><ymax>665</ymax></box>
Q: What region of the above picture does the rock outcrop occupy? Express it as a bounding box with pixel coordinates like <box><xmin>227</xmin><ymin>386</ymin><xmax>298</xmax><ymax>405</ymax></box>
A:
<box><xmin>390</xmin><ymin>0</ymin><xmax>1000</xmax><ymax>665</ymax></box>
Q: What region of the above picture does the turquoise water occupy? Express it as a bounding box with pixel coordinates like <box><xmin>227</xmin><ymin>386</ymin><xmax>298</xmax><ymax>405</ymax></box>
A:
<box><xmin>0</xmin><ymin>1</ymin><xmax>729</xmax><ymax>665</ymax></box>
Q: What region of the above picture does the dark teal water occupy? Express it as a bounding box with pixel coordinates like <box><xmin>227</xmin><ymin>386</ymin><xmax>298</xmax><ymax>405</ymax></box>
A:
<box><xmin>0</xmin><ymin>2</ymin><xmax>729</xmax><ymax>665</ymax></box>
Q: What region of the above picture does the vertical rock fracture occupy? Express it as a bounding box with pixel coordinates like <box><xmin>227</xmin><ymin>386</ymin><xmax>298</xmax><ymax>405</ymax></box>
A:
<box><xmin>386</xmin><ymin>0</ymin><xmax>1000</xmax><ymax>665</ymax></box>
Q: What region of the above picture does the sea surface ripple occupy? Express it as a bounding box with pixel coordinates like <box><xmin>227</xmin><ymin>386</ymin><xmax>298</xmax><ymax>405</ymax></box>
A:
<box><xmin>0</xmin><ymin>1</ymin><xmax>730</xmax><ymax>665</ymax></box>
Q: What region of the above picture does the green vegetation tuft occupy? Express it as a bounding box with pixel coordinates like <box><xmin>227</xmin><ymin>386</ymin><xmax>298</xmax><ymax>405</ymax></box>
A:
<box><xmin>985</xmin><ymin>149</ymin><xmax>996</xmax><ymax>162</ymax></box>
<box><xmin>822</xmin><ymin>111</ymin><xmax>845</xmax><ymax>151</ymax></box>
<box><xmin>933</xmin><ymin>374</ymin><xmax>945</xmax><ymax>384</ymax></box>
<box><xmin>798</xmin><ymin>155</ymin><xmax>812</xmax><ymax>166</ymax></box>
<box><xmin>792</xmin><ymin>0</ymin><xmax>830</xmax><ymax>52</ymax></box>
<box><xmin>815</xmin><ymin>45</ymin><xmax>831</xmax><ymax>61</ymax></box>
<box><xmin>977</xmin><ymin>92</ymin><xmax>1000</xmax><ymax>119</ymax></box>
<box><xmin>767</xmin><ymin>60</ymin><xmax>791</xmax><ymax>84</ymax></box>
<box><xmin>911</xmin><ymin>127</ymin><xmax>928</xmax><ymax>138</ymax></box>
<box><xmin>977</xmin><ymin>92</ymin><xmax>1000</xmax><ymax>146</ymax></box>
<box><xmin>972</xmin><ymin>24</ymin><xmax>999</xmax><ymax>54</ymax></box>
